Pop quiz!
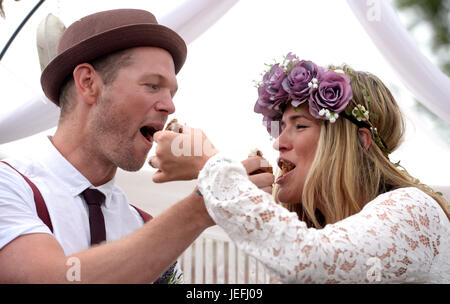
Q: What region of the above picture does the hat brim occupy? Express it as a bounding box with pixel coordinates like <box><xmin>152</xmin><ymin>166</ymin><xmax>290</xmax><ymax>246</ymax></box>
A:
<box><xmin>41</xmin><ymin>23</ymin><xmax>187</xmax><ymax>105</ymax></box>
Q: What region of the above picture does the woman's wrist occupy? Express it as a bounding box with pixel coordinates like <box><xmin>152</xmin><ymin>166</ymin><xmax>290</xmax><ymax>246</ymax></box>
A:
<box><xmin>189</xmin><ymin>189</ymin><xmax>214</xmax><ymax>228</ymax></box>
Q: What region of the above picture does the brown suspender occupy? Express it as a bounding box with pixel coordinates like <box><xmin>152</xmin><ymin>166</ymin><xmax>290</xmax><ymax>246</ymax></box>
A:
<box><xmin>0</xmin><ymin>161</ymin><xmax>181</xmax><ymax>283</ymax></box>
<box><xmin>0</xmin><ymin>161</ymin><xmax>152</xmax><ymax>230</ymax></box>
<box><xmin>1</xmin><ymin>161</ymin><xmax>54</xmax><ymax>232</ymax></box>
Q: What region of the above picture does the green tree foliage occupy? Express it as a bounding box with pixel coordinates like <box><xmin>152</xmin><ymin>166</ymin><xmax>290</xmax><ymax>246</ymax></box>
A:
<box><xmin>394</xmin><ymin>0</ymin><xmax>450</xmax><ymax>75</ymax></box>
<box><xmin>394</xmin><ymin>0</ymin><xmax>450</xmax><ymax>147</ymax></box>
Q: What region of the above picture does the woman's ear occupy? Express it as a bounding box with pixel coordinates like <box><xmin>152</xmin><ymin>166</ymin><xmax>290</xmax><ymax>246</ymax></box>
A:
<box><xmin>358</xmin><ymin>128</ymin><xmax>372</xmax><ymax>150</ymax></box>
<box><xmin>72</xmin><ymin>63</ymin><xmax>102</xmax><ymax>105</ymax></box>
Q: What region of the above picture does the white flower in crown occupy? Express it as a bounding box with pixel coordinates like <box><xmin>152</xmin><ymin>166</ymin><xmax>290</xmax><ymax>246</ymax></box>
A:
<box><xmin>330</xmin><ymin>112</ymin><xmax>339</xmax><ymax>123</ymax></box>
<box><xmin>308</xmin><ymin>77</ymin><xmax>319</xmax><ymax>89</ymax></box>
<box><xmin>363</xmin><ymin>109</ymin><xmax>370</xmax><ymax>120</ymax></box>
<box><xmin>319</xmin><ymin>108</ymin><xmax>339</xmax><ymax>123</ymax></box>
<box><xmin>333</xmin><ymin>69</ymin><xmax>346</xmax><ymax>74</ymax></box>
<box><xmin>352</xmin><ymin>104</ymin><xmax>370</xmax><ymax>122</ymax></box>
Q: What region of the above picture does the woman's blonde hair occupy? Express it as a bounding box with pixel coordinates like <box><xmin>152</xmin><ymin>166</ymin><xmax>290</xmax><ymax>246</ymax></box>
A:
<box><xmin>279</xmin><ymin>65</ymin><xmax>450</xmax><ymax>228</ymax></box>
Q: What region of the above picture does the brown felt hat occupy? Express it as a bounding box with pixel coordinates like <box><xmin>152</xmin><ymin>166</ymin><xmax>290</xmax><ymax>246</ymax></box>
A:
<box><xmin>40</xmin><ymin>9</ymin><xmax>187</xmax><ymax>105</ymax></box>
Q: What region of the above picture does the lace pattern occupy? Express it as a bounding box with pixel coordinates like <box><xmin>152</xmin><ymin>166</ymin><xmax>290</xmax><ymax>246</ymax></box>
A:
<box><xmin>198</xmin><ymin>154</ymin><xmax>450</xmax><ymax>283</ymax></box>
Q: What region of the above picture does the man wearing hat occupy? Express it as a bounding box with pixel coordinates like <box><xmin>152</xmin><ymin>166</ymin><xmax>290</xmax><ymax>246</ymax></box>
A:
<box><xmin>0</xmin><ymin>9</ymin><xmax>219</xmax><ymax>283</ymax></box>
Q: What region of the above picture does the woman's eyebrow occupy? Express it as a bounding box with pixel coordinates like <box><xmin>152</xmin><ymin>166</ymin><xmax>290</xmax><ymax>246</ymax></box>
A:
<box><xmin>291</xmin><ymin>114</ymin><xmax>308</xmax><ymax>121</ymax></box>
<box><xmin>282</xmin><ymin>114</ymin><xmax>312</xmax><ymax>124</ymax></box>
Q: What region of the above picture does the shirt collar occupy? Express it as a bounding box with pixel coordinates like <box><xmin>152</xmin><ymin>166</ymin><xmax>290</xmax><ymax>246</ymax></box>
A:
<box><xmin>38</xmin><ymin>136</ymin><xmax>116</xmax><ymax>208</ymax></box>
<box><xmin>91</xmin><ymin>178</ymin><xmax>115</xmax><ymax>208</ymax></box>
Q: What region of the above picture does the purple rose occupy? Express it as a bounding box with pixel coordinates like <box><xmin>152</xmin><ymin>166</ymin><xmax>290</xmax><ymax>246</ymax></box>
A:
<box><xmin>282</xmin><ymin>60</ymin><xmax>320</xmax><ymax>107</ymax></box>
<box><xmin>309</xmin><ymin>70</ymin><xmax>353</xmax><ymax>119</ymax></box>
<box><xmin>254</xmin><ymin>53</ymin><xmax>355</xmax><ymax>134</ymax></box>
<box><xmin>254</xmin><ymin>63</ymin><xmax>288</xmax><ymax>116</ymax></box>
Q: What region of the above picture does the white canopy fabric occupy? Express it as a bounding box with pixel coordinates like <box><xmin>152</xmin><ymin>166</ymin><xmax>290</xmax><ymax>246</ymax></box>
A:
<box><xmin>0</xmin><ymin>0</ymin><xmax>239</xmax><ymax>144</ymax></box>
<box><xmin>0</xmin><ymin>0</ymin><xmax>448</xmax><ymax>145</ymax></box>
<box><xmin>347</xmin><ymin>0</ymin><xmax>450</xmax><ymax>123</ymax></box>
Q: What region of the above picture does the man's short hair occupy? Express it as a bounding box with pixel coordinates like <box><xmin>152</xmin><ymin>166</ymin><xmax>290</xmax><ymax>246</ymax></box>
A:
<box><xmin>58</xmin><ymin>49</ymin><xmax>134</xmax><ymax>120</ymax></box>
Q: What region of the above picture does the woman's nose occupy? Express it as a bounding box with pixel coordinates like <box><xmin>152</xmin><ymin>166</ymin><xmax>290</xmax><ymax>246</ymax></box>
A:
<box><xmin>273</xmin><ymin>130</ymin><xmax>292</xmax><ymax>152</ymax></box>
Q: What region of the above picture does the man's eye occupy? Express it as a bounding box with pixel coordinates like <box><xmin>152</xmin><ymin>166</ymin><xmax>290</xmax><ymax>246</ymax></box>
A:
<box><xmin>145</xmin><ymin>84</ymin><xmax>160</xmax><ymax>91</ymax></box>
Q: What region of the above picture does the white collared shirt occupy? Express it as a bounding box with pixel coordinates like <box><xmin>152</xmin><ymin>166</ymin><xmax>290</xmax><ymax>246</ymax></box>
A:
<box><xmin>0</xmin><ymin>137</ymin><xmax>144</xmax><ymax>255</ymax></box>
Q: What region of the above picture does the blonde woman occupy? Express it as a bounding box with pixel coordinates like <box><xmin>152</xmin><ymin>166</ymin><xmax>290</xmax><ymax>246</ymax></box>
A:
<box><xmin>151</xmin><ymin>54</ymin><xmax>450</xmax><ymax>283</ymax></box>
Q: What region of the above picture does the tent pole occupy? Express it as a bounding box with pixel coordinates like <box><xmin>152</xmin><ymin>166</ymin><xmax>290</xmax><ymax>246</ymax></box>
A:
<box><xmin>0</xmin><ymin>0</ymin><xmax>46</xmax><ymax>61</ymax></box>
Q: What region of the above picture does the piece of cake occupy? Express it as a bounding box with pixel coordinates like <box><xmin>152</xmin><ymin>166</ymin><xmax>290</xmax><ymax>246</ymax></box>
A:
<box><xmin>279</xmin><ymin>159</ymin><xmax>295</xmax><ymax>175</ymax></box>
<box><xmin>165</xmin><ymin>118</ymin><xmax>183</xmax><ymax>133</ymax></box>
<box><xmin>248</xmin><ymin>148</ymin><xmax>273</xmax><ymax>174</ymax></box>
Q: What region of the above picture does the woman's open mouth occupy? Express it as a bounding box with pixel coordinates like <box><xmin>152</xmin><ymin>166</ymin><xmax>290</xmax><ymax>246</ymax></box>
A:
<box><xmin>276</xmin><ymin>158</ymin><xmax>296</xmax><ymax>184</ymax></box>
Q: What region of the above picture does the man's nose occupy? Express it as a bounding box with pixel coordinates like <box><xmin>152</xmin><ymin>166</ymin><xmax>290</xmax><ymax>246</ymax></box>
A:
<box><xmin>155</xmin><ymin>90</ymin><xmax>176</xmax><ymax>115</ymax></box>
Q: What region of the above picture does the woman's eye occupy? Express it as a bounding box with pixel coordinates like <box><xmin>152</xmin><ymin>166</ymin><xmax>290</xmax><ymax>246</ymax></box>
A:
<box><xmin>296</xmin><ymin>124</ymin><xmax>307</xmax><ymax>130</ymax></box>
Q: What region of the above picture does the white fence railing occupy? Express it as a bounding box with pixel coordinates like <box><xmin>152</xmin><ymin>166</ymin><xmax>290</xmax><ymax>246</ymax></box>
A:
<box><xmin>178</xmin><ymin>226</ymin><xmax>276</xmax><ymax>284</ymax></box>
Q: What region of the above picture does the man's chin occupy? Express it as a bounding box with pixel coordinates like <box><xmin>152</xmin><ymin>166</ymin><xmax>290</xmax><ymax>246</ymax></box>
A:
<box><xmin>115</xmin><ymin>156</ymin><xmax>147</xmax><ymax>172</ymax></box>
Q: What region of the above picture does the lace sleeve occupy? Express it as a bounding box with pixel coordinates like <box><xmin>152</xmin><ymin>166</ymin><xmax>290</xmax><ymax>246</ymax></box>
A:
<box><xmin>198</xmin><ymin>154</ymin><xmax>448</xmax><ymax>283</ymax></box>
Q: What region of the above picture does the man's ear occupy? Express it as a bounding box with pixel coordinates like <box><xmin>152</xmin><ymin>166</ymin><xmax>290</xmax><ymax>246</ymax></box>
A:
<box><xmin>358</xmin><ymin>127</ymin><xmax>372</xmax><ymax>150</ymax></box>
<box><xmin>72</xmin><ymin>63</ymin><xmax>102</xmax><ymax>105</ymax></box>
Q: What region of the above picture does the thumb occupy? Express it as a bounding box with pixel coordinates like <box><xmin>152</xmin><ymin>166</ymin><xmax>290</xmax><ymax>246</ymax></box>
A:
<box><xmin>242</xmin><ymin>156</ymin><xmax>268</xmax><ymax>174</ymax></box>
<box><xmin>152</xmin><ymin>169</ymin><xmax>170</xmax><ymax>183</ymax></box>
<box><xmin>153</xmin><ymin>130</ymin><xmax>163</xmax><ymax>143</ymax></box>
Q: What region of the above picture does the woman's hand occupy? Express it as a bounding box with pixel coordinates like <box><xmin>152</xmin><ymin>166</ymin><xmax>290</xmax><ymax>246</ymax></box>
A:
<box><xmin>150</xmin><ymin>127</ymin><xmax>218</xmax><ymax>183</ymax></box>
<box><xmin>242</xmin><ymin>157</ymin><xmax>275</xmax><ymax>194</ymax></box>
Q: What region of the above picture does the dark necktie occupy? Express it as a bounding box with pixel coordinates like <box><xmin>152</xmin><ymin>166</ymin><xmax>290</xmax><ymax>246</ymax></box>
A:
<box><xmin>82</xmin><ymin>188</ymin><xmax>106</xmax><ymax>245</ymax></box>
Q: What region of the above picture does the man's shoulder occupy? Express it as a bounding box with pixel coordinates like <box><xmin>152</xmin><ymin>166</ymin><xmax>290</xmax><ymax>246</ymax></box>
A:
<box><xmin>0</xmin><ymin>157</ymin><xmax>40</xmax><ymax>197</ymax></box>
<box><xmin>0</xmin><ymin>156</ymin><xmax>44</xmax><ymax>181</ymax></box>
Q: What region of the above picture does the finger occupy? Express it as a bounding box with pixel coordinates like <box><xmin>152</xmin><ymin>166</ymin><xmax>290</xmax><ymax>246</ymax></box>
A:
<box><xmin>261</xmin><ymin>186</ymin><xmax>273</xmax><ymax>194</ymax></box>
<box><xmin>243</xmin><ymin>157</ymin><xmax>273</xmax><ymax>175</ymax></box>
<box><xmin>148</xmin><ymin>156</ymin><xmax>161</xmax><ymax>169</ymax></box>
<box><xmin>153</xmin><ymin>131</ymin><xmax>182</xmax><ymax>156</ymax></box>
<box><xmin>148</xmin><ymin>156</ymin><xmax>157</xmax><ymax>169</ymax></box>
<box><xmin>242</xmin><ymin>157</ymin><xmax>263</xmax><ymax>174</ymax></box>
<box><xmin>153</xmin><ymin>130</ymin><xmax>164</xmax><ymax>143</ymax></box>
<box><xmin>248</xmin><ymin>172</ymin><xmax>275</xmax><ymax>189</ymax></box>
<box><xmin>152</xmin><ymin>170</ymin><xmax>169</xmax><ymax>183</ymax></box>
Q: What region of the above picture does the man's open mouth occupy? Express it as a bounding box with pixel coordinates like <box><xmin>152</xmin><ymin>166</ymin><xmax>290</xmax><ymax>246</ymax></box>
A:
<box><xmin>140</xmin><ymin>126</ymin><xmax>160</xmax><ymax>142</ymax></box>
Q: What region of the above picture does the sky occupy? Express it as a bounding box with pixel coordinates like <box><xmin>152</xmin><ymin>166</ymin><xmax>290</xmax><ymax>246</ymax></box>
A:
<box><xmin>0</xmin><ymin>0</ymin><xmax>449</xmax><ymax>187</ymax></box>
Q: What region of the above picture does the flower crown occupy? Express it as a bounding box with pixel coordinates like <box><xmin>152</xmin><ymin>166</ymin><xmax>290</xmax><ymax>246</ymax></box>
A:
<box><xmin>254</xmin><ymin>53</ymin><xmax>389</xmax><ymax>155</ymax></box>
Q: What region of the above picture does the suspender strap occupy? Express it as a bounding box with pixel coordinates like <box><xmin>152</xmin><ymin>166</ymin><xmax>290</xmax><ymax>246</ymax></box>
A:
<box><xmin>131</xmin><ymin>204</ymin><xmax>153</xmax><ymax>223</ymax></box>
<box><xmin>1</xmin><ymin>161</ymin><xmax>53</xmax><ymax>232</ymax></box>
<box><xmin>1</xmin><ymin>160</ymin><xmax>175</xmax><ymax>283</ymax></box>
<box><xmin>1</xmin><ymin>161</ymin><xmax>152</xmax><ymax>229</ymax></box>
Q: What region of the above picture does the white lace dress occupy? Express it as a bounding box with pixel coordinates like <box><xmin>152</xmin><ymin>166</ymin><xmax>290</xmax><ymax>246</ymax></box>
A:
<box><xmin>198</xmin><ymin>154</ymin><xmax>450</xmax><ymax>283</ymax></box>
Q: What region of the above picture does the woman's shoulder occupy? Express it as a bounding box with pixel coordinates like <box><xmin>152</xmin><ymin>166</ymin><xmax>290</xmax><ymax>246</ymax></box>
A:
<box><xmin>367</xmin><ymin>186</ymin><xmax>438</xmax><ymax>209</ymax></box>
<box><xmin>364</xmin><ymin>187</ymin><xmax>448</xmax><ymax>227</ymax></box>
<box><xmin>374</xmin><ymin>186</ymin><xmax>439</xmax><ymax>205</ymax></box>
<box><xmin>375</xmin><ymin>186</ymin><xmax>435</xmax><ymax>201</ymax></box>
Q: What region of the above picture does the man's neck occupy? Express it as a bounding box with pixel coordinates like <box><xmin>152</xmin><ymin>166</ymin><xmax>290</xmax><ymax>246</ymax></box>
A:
<box><xmin>51</xmin><ymin>127</ymin><xmax>117</xmax><ymax>187</ymax></box>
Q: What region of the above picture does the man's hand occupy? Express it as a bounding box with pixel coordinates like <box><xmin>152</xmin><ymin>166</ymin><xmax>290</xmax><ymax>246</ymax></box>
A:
<box><xmin>242</xmin><ymin>157</ymin><xmax>274</xmax><ymax>194</ymax></box>
<box><xmin>151</xmin><ymin>127</ymin><xmax>218</xmax><ymax>183</ymax></box>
